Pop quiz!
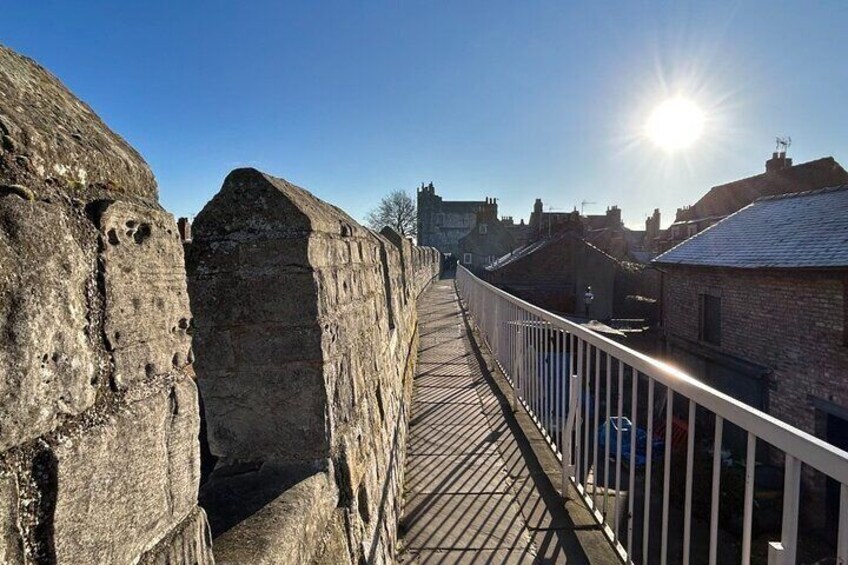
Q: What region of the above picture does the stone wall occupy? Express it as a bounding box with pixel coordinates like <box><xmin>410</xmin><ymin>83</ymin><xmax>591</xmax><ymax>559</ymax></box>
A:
<box><xmin>0</xmin><ymin>44</ymin><xmax>212</xmax><ymax>564</ymax></box>
<box><xmin>187</xmin><ymin>169</ymin><xmax>440</xmax><ymax>564</ymax></box>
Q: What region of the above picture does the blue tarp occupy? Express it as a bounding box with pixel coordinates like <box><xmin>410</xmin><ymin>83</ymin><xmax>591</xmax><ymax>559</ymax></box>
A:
<box><xmin>598</xmin><ymin>417</ymin><xmax>664</xmax><ymax>467</ymax></box>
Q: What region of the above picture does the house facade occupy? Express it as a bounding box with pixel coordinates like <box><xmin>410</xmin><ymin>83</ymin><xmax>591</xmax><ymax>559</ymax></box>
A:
<box><xmin>654</xmin><ymin>186</ymin><xmax>848</xmax><ymax>535</ymax></box>
<box><xmin>457</xmin><ymin>206</ymin><xmax>517</xmax><ymax>275</ymax></box>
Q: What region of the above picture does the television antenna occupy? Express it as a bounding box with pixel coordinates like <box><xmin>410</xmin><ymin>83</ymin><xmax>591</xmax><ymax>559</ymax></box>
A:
<box><xmin>776</xmin><ymin>136</ymin><xmax>791</xmax><ymax>153</ymax></box>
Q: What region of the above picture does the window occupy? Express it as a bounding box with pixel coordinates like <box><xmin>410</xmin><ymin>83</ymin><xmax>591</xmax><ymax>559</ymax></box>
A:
<box><xmin>687</xmin><ymin>224</ymin><xmax>697</xmax><ymax>237</ymax></box>
<box><xmin>699</xmin><ymin>294</ymin><xmax>721</xmax><ymax>346</ymax></box>
<box><xmin>463</xmin><ymin>253</ymin><xmax>472</xmax><ymax>264</ymax></box>
<box><xmin>478</xmin><ymin>223</ymin><xmax>488</xmax><ymax>235</ymax></box>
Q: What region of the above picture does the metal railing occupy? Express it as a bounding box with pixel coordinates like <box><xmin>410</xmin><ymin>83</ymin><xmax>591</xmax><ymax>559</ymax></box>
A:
<box><xmin>456</xmin><ymin>266</ymin><xmax>848</xmax><ymax>565</ymax></box>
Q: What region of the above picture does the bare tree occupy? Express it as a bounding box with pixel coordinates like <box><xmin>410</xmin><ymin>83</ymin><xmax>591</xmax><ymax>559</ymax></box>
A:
<box><xmin>366</xmin><ymin>190</ymin><xmax>417</xmax><ymax>237</ymax></box>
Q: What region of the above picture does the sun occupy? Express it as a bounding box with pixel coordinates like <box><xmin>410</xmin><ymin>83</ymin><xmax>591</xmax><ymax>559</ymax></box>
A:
<box><xmin>645</xmin><ymin>97</ymin><xmax>705</xmax><ymax>152</ymax></box>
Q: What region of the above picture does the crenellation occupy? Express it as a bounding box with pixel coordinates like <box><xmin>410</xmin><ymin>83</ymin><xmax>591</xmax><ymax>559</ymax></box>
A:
<box><xmin>188</xmin><ymin>168</ymin><xmax>439</xmax><ymax>564</ymax></box>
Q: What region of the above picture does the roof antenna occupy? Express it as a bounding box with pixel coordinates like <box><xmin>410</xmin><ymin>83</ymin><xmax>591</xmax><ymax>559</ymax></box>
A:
<box><xmin>776</xmin><ymin>136</ymin><xmax>791</xmax><ymax>154</ymax></box>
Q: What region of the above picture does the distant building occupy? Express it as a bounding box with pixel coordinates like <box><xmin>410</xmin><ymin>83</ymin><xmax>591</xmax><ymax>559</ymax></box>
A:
<box><xmin>662</xmin><ymin>154</ymin><xmax>848</xmax><ymax>250</ymax></box>
<box><xmin>177</xmin><ymin>217</ymin><xmax>192</xmax><ymax>242</ymax></box>
<box><xmin>457</xmin><ymin>206</ymin><xmax>518</xmax><ymax>276</ymax></box>
<box><xmin>484</xmin><ymin>232</ymin><xmax>620</xmax><ymax>318</ymax></box>
<box><xmin>644</xmin><ymin>208</ymin><xmax>662</xmax><ymax>251</ymax></box>
<box><xmin>653</xmin><ymin>185</ymin><xmax>848</xmax><ymax>536</ymax></box>
<box><xmin>500</xmin><ymin>215</ymin><xmax>530</xmax><ymax>248</ymax></box>
<box><xmin>528</xmin><ymin>198</ymin><xmax>581</xmax><ymax>240</ymax></box>
<box><xmin>416</xmin><ymin>182</ymin><xmax>497</xmax><ymax>257</ymax></box>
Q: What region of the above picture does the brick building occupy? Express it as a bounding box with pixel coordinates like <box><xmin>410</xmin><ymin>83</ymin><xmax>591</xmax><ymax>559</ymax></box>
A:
<box><xmin>661</xmin><ymin>154</ymin><xmax>848</xmax><ymax>250</ymax></box>
<box><xmin>416</xmin><ymin>182</ymin><xmax>498</xmax><ymax>257</ymax></box>
<box><xmin>484</xmin><ymin>232</ymin><xmax>620</xmax><ymax>319</ymax></box>
<box><xmin>654</xmin><ymin>185</ymin><xmax>848</xmax><ymax>535</ymax></box>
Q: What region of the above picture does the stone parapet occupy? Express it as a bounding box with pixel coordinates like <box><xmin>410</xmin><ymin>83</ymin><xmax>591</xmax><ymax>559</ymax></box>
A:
<box><xmin>188</xmin><ymin>169</ymin><xmax>440</xmax><ymax>564</ymax></box>
<box><xmin>0</xmin><ymin>43</ymin><xmax>209</xmax><ymax>564</ymax></box>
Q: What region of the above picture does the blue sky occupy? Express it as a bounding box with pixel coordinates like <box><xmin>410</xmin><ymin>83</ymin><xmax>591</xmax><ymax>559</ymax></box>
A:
<box><xmin>3</xmin><ymin>1</ymin><xmax>847</xmax><ymax>228</ymax></box>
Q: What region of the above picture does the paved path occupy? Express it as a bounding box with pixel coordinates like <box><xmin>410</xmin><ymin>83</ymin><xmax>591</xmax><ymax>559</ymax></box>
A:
<box><xmin>399</xmin><ymin>277</ymin><xmax>537</xmax><ymax>564</ymax></box>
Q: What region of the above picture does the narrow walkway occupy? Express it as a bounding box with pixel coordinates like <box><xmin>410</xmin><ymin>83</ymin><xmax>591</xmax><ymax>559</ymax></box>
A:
<box><xmin>399</xmin><ymin>277</ymin><xmax>537</xmax><ymax>563</ymax></box>
<box><xmin>399</xmin><ymin>276</ymin><xmax>619</xmax><ymax>564</ymax></box>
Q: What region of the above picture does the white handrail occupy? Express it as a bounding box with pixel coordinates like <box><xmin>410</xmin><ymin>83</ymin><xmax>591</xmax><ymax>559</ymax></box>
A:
<box><xmin>455</xmin><ymin>265</ymin><xmax>848</xmax><ymax>565</ymax></box>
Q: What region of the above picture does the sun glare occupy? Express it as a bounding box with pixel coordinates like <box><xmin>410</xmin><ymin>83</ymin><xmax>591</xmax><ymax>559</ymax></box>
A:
<box><xmin>645</xmin><ymin>98</ymin><xmax>705</xmax><ymax>152</ymax></box>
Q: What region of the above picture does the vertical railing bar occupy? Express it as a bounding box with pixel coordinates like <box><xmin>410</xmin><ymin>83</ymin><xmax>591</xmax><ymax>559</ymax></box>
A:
<box><xmin>643</xmin><ymin>377</ymin><xmax>655</xmax><ymax>565</ymax></box>
<box><xmin>584</xmin><ymin>343</ymin><xmax>591</xmax><ymax>491</ymax></box>
<box><xmin>626</xmin><ymin>366</ymin><xmax>639</xmax><ymax>560</ymax></box>
<box><xmin>614</xmin><ymin>359</ymin><xmax>624</xmax><ymax>544</ymax></box>
<box><xmin>545</xmin><ymin>322</ymin><xmax>556</xmax><ymax>438</ymax></box>
<box><xmin>780</xmin><ymin>455</ymin><xmax>801</xmax><ymax>565</ymax></box>
<box><xmin>539</xmin><ymin>321</ymin><xmax>550</xmax><ymax>437</ymax></box>
<box><xmin>838</xmin><ymin>483</ymin><xmax>848</xmax><ymax>565</ymax></box>
<box><xmin>529</xmin><ymin>312</ymin><xmax>534</xmax><ymax>412</ymax></box>
<box><xmin>593</xmin><ymin>346</ymin><xmax>601</xmax><ymax>511</ymax></box>
<box><xmin>742</xmin><ymin>432</ymin><xmax>756</xmax><ymax>565</ymax></box>
<box><xmin>683</xmin><ymin>399</ymin><xmax>696</xmax><ymax>565</ymax></box>
<box><xmin>563</xmin><ymin>370</ymin><xmax>580</xmax><ymax>493</ymax></box>
<box><xmin>576</xmin><ymin>338</ymin><xmax>584</xmax><ymax>486</ymax></box>
<box><xmin>556</xmin><ymin>327</ymin><xmax>562</xmax><ymax>452</ymax></box>
<box><xmin>603</xmin><ymin>352</ymin><xmax>612</xmax><ymax>521</ymax></box>
<box><xmin>535</xmin><ymin>316</ymin><xmax>541</xmax><ymax>425</ymax></box>
<box><xmin>523</xmin><ymin>308</ymin><xmax>529</xmax><ymax>407</ymax></box>
<box><xmin>708</xmin><ymin>416</ymin><xmax>724</xmax><ymax>565</ymax></box>
<box><xmin>660</xmin><ymin>389</ymin><xmax>674</xmax><ymax>565</ymax></box>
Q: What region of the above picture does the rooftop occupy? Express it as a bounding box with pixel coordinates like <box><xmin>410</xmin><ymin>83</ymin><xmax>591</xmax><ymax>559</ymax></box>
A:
<box><xmin>676</xmin><ymin>156</ymin><xmax>848</xmax><ymax>222</ymax></box>
<box><xmin>654</xmin><ymin>184</ymin><xmax>848</xmax><ymax>269</ymax></box>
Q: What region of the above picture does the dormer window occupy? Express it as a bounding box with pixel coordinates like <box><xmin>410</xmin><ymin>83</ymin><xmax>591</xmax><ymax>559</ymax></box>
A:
<box><xmin>479</xmin><ymin>223</ymin><xmax>488</xmax><ymax>235</ymax></box>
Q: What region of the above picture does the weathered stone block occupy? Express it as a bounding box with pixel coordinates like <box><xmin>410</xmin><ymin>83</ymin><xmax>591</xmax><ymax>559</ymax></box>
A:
<box><xmin>0</xmin><ymin>475</ymin><xmax>23</xmax><ymax>564</ymax></box>
<box><xmin>99</xmin><ymin>201</ymin><xmax>192</xmax><ymax>387</ymax></box>
<box><xmin>0</xmin><ymin>197</ymin><xmax>98</xmax><ymax>451</ymax></box>
<box><xmin>202</xmin><ymin>464</ymin><xmax>338</xmax><ymax>565</ymax></box>
<box><xmin>200</xmin><ymin>363</ymin><xmax>327</xmax><ymax>463</ymax></box>
<box><xmin>52</xmin><ymin>377</ymin><xmax>200</xmax><ymax>564</ymax></box>
<box><xmin>138</xmin><ymin>507</ymin><xmax>214</xmax><ymax>565</ymax></box>
<box><xmin>190</xmin><ymin>272</ymin><xmax>319</xmax><ymax>326</ymax></box>
<box><xmin>0</xmin><ymin>45</ymin><xmax>157</xmax><ymax>200</ymax></box>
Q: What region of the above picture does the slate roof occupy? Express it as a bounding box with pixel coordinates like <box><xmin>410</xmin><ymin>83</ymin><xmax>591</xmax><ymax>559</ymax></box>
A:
<box><xmin>677</xmin><ymin>157</ymin><xmax>848</xmax><ymax>222</ymax></box>
<box><xmin>486</xmin><ymin>232</ymin><xmax>619</xmax><ymax>271</ymax></box>
<box><xmin>654</xmin><ymin>185</ymin><xmax>848</xmax><ymax>269</ymax></box>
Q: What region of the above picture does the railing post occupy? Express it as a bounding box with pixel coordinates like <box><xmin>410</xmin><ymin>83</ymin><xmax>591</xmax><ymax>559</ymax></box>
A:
<box><xmin>767</xmin><ymin>542</ymin><xmax>785</xmax><ymax>565</ymax></box>
<box><xmin>838</xmin><ymin>483</ymin><xmax>848</xmax><ymax>565</ymax></box>
<box><xmin>562</xmin><ymin>372</ymin><xmax>580</xmax><ymax>497</ymax></box>
<box><xmin>780</xmin><ymin>455</ymin><xmax>801</xmax><ymax>565</ymax></box>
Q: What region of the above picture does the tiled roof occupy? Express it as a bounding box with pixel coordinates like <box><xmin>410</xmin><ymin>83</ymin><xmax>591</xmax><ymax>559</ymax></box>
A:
<box><xmin>654</xmin><ymin>185</ymin><xmax>848</xmax><ymax>269</ymax></box>
<box><xmin>680</xmin><ymin>157</ymin><xmax>848</xmax><ymax>221</ymax></box>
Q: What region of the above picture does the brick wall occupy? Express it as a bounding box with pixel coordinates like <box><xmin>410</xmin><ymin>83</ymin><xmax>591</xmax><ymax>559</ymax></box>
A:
<box><xmin>662</xmin><ymin>267</ymin><xmax>848</xmax><ymax>436</ymax></box>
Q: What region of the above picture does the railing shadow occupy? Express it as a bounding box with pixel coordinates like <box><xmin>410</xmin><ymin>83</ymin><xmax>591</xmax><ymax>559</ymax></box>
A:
<box><xmin>453</xmin><ymin>281</ymin><xmax>596</xmax><ymax>564</ymax></box>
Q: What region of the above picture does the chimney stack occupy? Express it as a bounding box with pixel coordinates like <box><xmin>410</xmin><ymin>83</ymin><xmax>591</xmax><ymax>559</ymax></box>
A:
<box><xmin>766</xmin><ymin>151</ymin><xmax>793</xmax><ymax>173</ymax></box>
